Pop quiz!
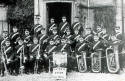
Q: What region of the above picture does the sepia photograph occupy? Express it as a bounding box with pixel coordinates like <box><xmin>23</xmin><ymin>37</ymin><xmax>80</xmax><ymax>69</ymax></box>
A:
<box><xmin>0</xmin><ymin>0</ymin><xmax>125</xmax><ymax>81</ymax></box>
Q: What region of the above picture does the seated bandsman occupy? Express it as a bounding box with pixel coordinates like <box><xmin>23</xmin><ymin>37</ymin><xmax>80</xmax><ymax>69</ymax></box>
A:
<box><xmin>15</xmin><ymin>38</ymin><xmax>26</xmax><ymax>75</ymax></box>
<box><xmin>58</xmin><ymin>37</ymin><xmax>74</xmax><ymax>71</ymax></box>
<box><xmin>29</xmin><ymin>37</ymin><xmax>42</xmax><ymax>73</ymax></box>
<box><xmin>1</xmin><ymin>39</ymin><xmax>14</xmax><ymax>76</ymax></box>
<box><xmin>1</xmin><ymin>31</ymin><xmax>9</xmax><ymax>48</ymax></box>
<box><xmin>91</xmin><ymin>34</ymin><xmax>107</xmax><ymax>72</ymax></box>
<box><xmin>45</xmin><ymin>39</ymin><xmax>58</xmax><ymax>72</ymax></box>
<box><xmin>49</xmin><ymin>27</ymin><xmax>60</xmax><ymax>45</ymax></box>
<box><xmin>63</xmin><ymin>28</ymin><xmax>74</xmax><ymax>51</ymax></box>
<box><xmin>9</xmin><ymin>26</ymin><xmax>20</xmax><ymax>47</ymax></box>
<box><xmin>47</xmin><ymin>18</ymin><xmax>58</xmax><ymax>36</ymax></box>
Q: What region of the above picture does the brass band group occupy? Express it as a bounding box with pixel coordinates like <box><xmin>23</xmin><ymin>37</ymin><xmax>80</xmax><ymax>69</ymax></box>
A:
<box><xmin>0</xmin><ymin>16</ymin><xmax>124</xmax><ymax>76</ymax></box>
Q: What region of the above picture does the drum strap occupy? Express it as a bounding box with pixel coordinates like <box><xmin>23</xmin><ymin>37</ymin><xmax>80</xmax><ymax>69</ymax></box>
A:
<box><xmin>40</xmin><ymin>35</ymin><xmax>46</xmax><ymax>41</ymax></box>
<box><xmin>25</xmin><ymin>35</ymin><xmax>31</xmax><ymax>39</ymax></box>
<box><xmin>11</xmin><ymin>32</ymin><xmax>19</xmax><ymax>39</ymax></box>
<box><xmin>67</xmin><ymin>35</ymin><xmax>72</xmax><ymax>39</ymax></box>
<box><xmin>48</xmin><ymin>46</ymin><xmax>56</xmax><ymax>54</ymax></box>
<box><xmin>93</xmin><ymin>41</ymin><xmax>101</xmax><ymax>50</ymax></box>
<box><xmin>78</xmin><ymin>43</ymin><xmax>86</xmax><ymax>51</ymax></box>
<box><xmin>61</xmin><ymin>44</ymin><xmax>67</xmax><ymax>51</ymax></box>
<box><xmin>1</xmin><ymin>37</ymin><xmax>8</xmax><ymax>45</ymax></box>
<box><xmin>49</xmin><ymin>24</ymin><xmax>55</xmax><ymax>31</ymax></box>
<box><xmin>84</xmin><ymin>34</ymin><xmax>92</xmax><ymax>40</ymax></box>
<box><xmin>74</xmin><ymin>35</ymin><xmax>80</xmax><ymax>40</ymax></box>
<box><xmin>17</xmin><ymin>45</ymin><xmax>24</xmax><ymax>54</ymax></box>
<box><xmin>73</xmin><ymin>22</ymin><xmax>79</xmax><ymax>29</ymax></box>
<box><xmin>61</xmin><ymin>22</ymin><xmax>67</xmax><ymax>31</ymax></box>
<box><xmin>31</xmin><ymin>44</ymin><xmax>39</xmax><ymax>52</ymax></box>
<box><xmin>54</xmin><ymin>35</ymin><xmax>58</xmax><ymax>40</ymax></box>
<box><xmin>102</xmin><ymin>34</ymin><xmax>108</xmax><ymax>39</ymax></box>
<box><xmin>34</xmin><ymin>24</ymin><xmax>41</xmax><ymax>31</ymax></box>
<box><xmin>4</xmin><ymin>47</ymin><xmax>11</xmax><ymax>54</ymax></box>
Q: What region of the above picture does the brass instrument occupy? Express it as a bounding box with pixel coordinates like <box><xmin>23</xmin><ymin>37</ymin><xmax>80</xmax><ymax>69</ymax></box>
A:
<box><xmin>106</xmin><ymin>44</ymin><xmax>120</xmax><ymax>73</ymax></box>
<box><xmin>91</xmin><ymin>49</ymin><xmax>102</xmax><ymax>73</ymax></box>
<box><xmin>34</xmin><ymin>44</ymin><xmax>40</xmax><ymax>74</ymax></box>
<box><xmin>1</xmin><ymin>44</ymin><xmax>9</xmax><ymax>76</ymax></box>
<box><xmin>76</xmin><ymin>51</ymin><xmax>87</xmax><ymax>72</ymax></box>
<box><xmin>19</xmin><ymin>45</ymin><xmax>25</xmax><ymax>75</ymax></box>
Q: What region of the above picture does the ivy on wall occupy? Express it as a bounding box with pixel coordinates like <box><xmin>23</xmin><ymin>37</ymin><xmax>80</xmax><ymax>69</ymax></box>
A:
<box><xmin>0</xmin><ymin>0</ymin><xmax>34</xmax><ymax>33</ymax></box>
<box><xmin>94</xmin><ymin>7</ymin><xmax>116</xmax><ymax>34</ymax></box>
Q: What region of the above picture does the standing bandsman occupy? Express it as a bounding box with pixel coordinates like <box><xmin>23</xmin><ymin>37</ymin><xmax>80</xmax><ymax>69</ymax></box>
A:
<box><xmin>9</xmin><ymin>26</ymin><xmax>20</xmax><ymax>47</ymax></box>
<box><xmin>59</xmin><ymin>16</ymin><xmax>70</xmax><ymax>36</ymax></box>
<box><xmin>38</xmin><ymin>27</ymin><xmax>48</xmax><ymax>53</ymax></box>
<box><xmin>47</xmin><ymin>18</ymin><xmax>58</xmax><ymax>36</ymax></box>
<box><xmin>45</xmin><ymin>39</ymin><xmax>58</xmax><ymax>72</ymax></box>
<box><xmin>34</xmin><ymin>24</ymin><xmax>43</xmax><ymax>36</ymax></box>
<box><xmin>72</xmin><ymin>17</ymin><xmax>83</xmax><ymax>35</ymax></box>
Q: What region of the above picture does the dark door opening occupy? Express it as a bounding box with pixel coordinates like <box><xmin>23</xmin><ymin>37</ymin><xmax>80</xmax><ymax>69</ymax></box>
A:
<box><xmin>47</xmin><ymin>2</ymin><xmax>72</xmax><ymax>25</ymax></box>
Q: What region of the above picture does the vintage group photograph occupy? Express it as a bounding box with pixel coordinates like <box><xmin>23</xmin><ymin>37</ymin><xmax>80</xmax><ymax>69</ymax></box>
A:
<box><xmin>0</xmin><ymin>0</ymin><xmax>125</xmax><ymax>81</ymax></box>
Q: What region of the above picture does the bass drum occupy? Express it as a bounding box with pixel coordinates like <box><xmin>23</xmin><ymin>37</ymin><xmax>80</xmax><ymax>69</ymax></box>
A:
<box><xmin>52</xmin><ymin>52</ymin><xmax>67</xmax><ymax>79</ymax></box>
<box><xmin>77</xmin><ymin>51</ymin><xmax>87</xmax><ymax>72</ymax></box>
<box><xmin>91</xmin><ymin>50</ymin><xmax>102</xmax><ymax>73</ymax></box>
<box><xmin>106</xmin><ymin>45</ymin><xmax>120</xmax><ymax>73</ymax></box>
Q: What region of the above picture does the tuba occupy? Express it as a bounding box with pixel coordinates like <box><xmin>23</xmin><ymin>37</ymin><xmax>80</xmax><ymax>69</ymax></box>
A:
<box><xmin>76</xmin><ymin>51</ymin><xmax>87</xmax><ymax>72</ymax></box>
<box><xmin>106</xmin><ymin>43</ymin><xmax>120</xmax><ymax>73</ymax></box>
<box><xmin>91</xmin><ymin>49</ymin><xmax>102</xmax><ymax>72</ymax></box>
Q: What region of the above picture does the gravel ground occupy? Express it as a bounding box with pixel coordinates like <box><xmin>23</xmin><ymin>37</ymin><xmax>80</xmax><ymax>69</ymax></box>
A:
<box><xmin>0</xmin><ymin>72</ymin><xmax>125</xmax><ymax>81</ymax></box>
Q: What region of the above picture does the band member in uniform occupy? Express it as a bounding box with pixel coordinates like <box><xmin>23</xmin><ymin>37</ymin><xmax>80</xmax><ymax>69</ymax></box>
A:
<box><xmin>1</xmin><ymin>39</ymin><xmax>14</xmax><ymax>76</ymax></box>
<box><xmin>49</xmin><ymin>27</ymin><xmax>60</xmax><ymax>45</ymax></box>
<box><xmin>83</xmin><ymin>27</ymin><xmax>94</xmax><ymax>71</ymax></box>
<box><xmin>1</xmin><ymin>31</ymin><xmax>9</xmax><ymax>48</ymax></box>
<box><xmin>38</xmin><ymin>27</ymin><xmax>48</xmax><ymax>53</ymax></box>
<box><xmin>15</xmin><ymin>38</ymin><xmax>25</xmax><ymax>75</ymax></box>
<box><xmin>3</xmin><ymin>39</ymin><xmax>14</xmax><ymax>75</ymax></box>
<box><xmin>114</xmin><ymin>26</ymin><xmax>123</xmax><ymax>70</ymax></box>
<box><xmin>47</xmin><ymin>18</ymin><xmax>58</xmax><ymax>36</ymax></box>
<box><xmin>59</xmin><ymin>16</ymin><xmax>70</xmax><ymax>36</ymax></box>
<box><xmin>33</xmin><ymin>24</ymin><xmax>43</xmax><ymax>36</ymax></box>
<box><xmin>91</xmin><ymin>34</ymin><xmax>107</xmax><ymax>72</ymax></box>
<box><xmin>38</xmin><ymin>27</ymin><xmax>48</xmax><ymax>72</ymax></box>
<box><xmin>9</xmin><ymin>26</ymin><xmax>20</xmax><ymax>47</ymax></box>
<box><xmin>72</xmin><ymin>17</ymin><xmax>83</xmax><ymax>35</ymax></box>
<box><xmin>99</xmin><ymin>28</ymin><xmax>109</xmax><ymax>72</ymax></box>
<box><xmin>22</xmin><ymin>29</ymin><xmax>32</xmax><ymax>74</ymax></box>
<box><xmin>45</xmin><ymin>39</ymin><xmax>58</xmax><ymax>72</ymax></box>
<box><xmin>58</xmin><ymin>37</ymin><xmax>74</xmax><ymax>71</ymax></box>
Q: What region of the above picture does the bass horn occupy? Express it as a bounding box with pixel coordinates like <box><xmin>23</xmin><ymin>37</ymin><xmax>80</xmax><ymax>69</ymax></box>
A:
<box><xmin>76</xmin><ymin>51</ymin><xmax>87</xmax><ymax>72</ymax></box>
<box><xmin>106</xmin><ymin>43</ymin><xmax>120</xmax><ymax>73</ymax></box>
<box><xmin>91</xmin><ymin>49</ymin><xmax>102</xmax><ymax>72</ymax></box>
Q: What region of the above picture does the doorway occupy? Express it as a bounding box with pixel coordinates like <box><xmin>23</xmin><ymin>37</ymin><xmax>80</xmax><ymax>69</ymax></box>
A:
<box><xmin>46</xmin><ymin>2</ymin><xmax>72</xmax><ymax>25</ymax></box>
